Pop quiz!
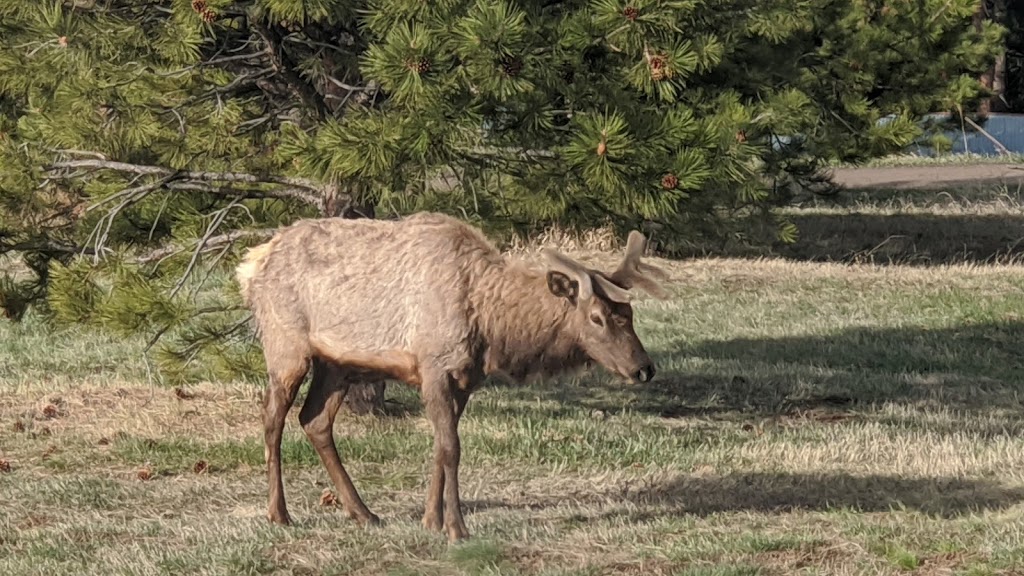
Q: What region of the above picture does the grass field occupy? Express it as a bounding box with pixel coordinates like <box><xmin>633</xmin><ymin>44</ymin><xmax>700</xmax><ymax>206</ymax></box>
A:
<box><xmin>3</xmin><ymin>186</ymin><xmax>1024</xmax><ymax>575</ymax></box>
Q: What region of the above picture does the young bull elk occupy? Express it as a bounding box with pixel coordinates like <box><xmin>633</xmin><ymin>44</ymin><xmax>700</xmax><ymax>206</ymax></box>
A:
<box><xmin>236</xmin><ymin>212</ymin><xmax>668</xmax><ymax>542</ymax></box>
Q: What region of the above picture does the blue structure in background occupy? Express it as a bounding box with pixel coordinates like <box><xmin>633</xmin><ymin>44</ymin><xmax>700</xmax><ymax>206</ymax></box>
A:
<box><xmin>909</xmin><ymin>113</ymin><xmax>1024</xmax><ymax>156</ymax></box>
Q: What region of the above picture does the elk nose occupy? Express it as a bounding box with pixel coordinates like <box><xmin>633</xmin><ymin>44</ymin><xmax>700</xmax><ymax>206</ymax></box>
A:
<box><xmin>636</xmin><ymin>364</ymin><xmax>655</xmax><ymax>383</ymax></box>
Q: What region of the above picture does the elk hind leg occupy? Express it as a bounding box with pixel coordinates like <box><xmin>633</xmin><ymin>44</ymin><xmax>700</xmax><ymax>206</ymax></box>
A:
<box><xmin>299</xmin><ymin>358</ymin><xmax>379</xmax><ymax>526</ymax></box>
<box><xmin>263</xmin><ymin>345</ymin><xmax>309</xmax><ymax>525</ymax></box>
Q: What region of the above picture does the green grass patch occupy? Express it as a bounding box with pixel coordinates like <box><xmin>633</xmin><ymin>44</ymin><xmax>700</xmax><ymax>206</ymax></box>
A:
<box><xmin>4</xmin><ymin>218</ymin><xmax>1024</xmax><ymax>574</ymax></box>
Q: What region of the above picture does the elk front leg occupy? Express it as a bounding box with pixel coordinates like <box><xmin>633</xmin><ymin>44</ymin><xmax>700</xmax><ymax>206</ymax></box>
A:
<box><xmin>423</xmin><ymin>387</ymin><xmax>470</xmax><ymax>534</ymax></box>
<box><xmin>423</xmin><ymin>377</ymin><xmax>470</xmax><ymax>542</ymax></box>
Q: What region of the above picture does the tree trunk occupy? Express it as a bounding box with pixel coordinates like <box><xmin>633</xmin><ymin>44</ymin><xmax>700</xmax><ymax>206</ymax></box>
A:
<box><xmin>322</xmin><ymin>183</ymin><xmax>387</xmax><ymax>417</ymax></box>
<box><xmin>991</xmin><ymin>50</ymin><xmax>1008</xmax><ymax>112</ymax></box>
<box><xmin>991</xmin><ymin>0</ymin><xmax>1009</xmax><ymax>112</ymax></box>
<box><xmin>977</xmin><ymin>0</ymin><xmax>1009</xmax><ymax>115</ymax></box>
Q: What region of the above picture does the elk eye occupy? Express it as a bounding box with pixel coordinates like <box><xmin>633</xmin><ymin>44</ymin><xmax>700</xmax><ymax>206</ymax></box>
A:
<box><xmin>590</xmin><ymin>312</ymin><xmax>605</xmax><ymax>327</ymax></box>
<box><xmin>614</xmin><ymin>316</ymin><xmax>628</xmax><ymax>328</ymax></box>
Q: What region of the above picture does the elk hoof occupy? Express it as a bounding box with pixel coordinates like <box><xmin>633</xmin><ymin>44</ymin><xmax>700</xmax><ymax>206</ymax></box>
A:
<box><xmin>422</xmin><ymin>513</ymin><xmax>443</xmax><ymax>533</ymax></box>
<box><xmin>267</xmin><ymin>509</ymin><xmax>292</xmax><ymax>526</ymax></box>
<box><xmin>446</xmin><ymin>524</ymin><xmax>470</xmax><ymax>543</ymax></box>
<box><xmin>360</xmin><ymin>512</ymin><xmax>381</xmax><ymax>527</ymax></box>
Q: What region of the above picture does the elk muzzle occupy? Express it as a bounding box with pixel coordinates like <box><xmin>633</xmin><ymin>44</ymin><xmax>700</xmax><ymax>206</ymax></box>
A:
<box><xmin>635</xmin><ymin>363</ymin><xmax>656</xmax><ymax>383</ymax></box>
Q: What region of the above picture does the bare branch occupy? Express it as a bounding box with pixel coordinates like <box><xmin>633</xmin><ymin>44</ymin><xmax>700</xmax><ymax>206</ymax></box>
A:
<box><xmin>48</xmin><ymin>159</ymin><xmax>325</xmax><ymax>205</ymax></box>
<box><xmin>164</xmin><ymin>181</ymin><xmax>321</xmax><ymax>204</ymax></box>
<box><xmin>44</xmin><ymin>158</ymin><xmax>326</xmax><ymax>259</ymax></box>
<box><xmin>135</xmin><ymin>228</ymin><xmax>275</xmax><ymax>265</ymax></box>
<box><xmin>53</xmin><ymin>149</ymin><xmax>109</xmax><ymax>160</ymax></box>
<box><xmin>170</xmin><ymin>200</ymin><xmax>239</xmax><ymax>298</ymax></box>
<box><xmin>84</xmin><ymin>174</ymin><xmax>176</xmax><ymax>261</ymax></box>
<box><xmin>325</xmin><ymin>76</ymin><xmax>376</xmax><ymax>92</ymax></box>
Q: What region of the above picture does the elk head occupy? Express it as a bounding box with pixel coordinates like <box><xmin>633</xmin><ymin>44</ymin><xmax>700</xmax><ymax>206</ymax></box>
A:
<box><xmin>543</xmin><ymin>231</ymin><xmax>669</xmax><ymax>383</ymax></box>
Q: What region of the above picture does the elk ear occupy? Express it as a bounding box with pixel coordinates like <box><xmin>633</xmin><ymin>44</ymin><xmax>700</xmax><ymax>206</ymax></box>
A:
<box><xmin>547</xmin><ymin>271</ymin><xmax>578</xmax><ymax>304</ymax></box>
<box><xmin>542</xmin><ymin>249</ymin><xmax>594</xmax><ymax>303</ymax></box>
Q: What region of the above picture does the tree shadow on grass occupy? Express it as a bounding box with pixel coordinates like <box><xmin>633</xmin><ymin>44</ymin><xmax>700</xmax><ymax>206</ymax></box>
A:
<box><xmin>485</xmin><ymin>321</ymin><xmax>1024</xmax><ymax>420</ymax></box>
<box><xmin>770</xmin><ymin>212</ymin><xmax>1024</xmax><ymax>266</ymax></box>
<box><xmin>463</xmin><ymin>471</ymin><xmax>1024</xmax><ymax>520</ymax></box>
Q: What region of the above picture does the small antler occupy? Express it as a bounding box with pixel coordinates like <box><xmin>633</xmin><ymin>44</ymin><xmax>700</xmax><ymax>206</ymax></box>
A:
<box><xmin>608</xmin><ymin>231</ymin><xmax>669</xmax><ymax>299</ymax></box>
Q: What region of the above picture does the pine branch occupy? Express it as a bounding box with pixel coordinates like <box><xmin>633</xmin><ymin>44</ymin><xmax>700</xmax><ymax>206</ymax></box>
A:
<box><xmin>251</xmin><ymin>21</ymin><xmax>329</xmax><ymax>120</ymax></box>
<box><xmin>150</xmin><ymin>52</ymin><xmax>268</xmax><ymax>77</ymax></box>
<box><xmin>185</xmin><ymin>69</ymin><xmax>274</xmax><ymax>104</ymax></box>
<box><xmin>0</xmin><ymin>237</ymin><xmax>96</xmax><ymax>257</ymax></box>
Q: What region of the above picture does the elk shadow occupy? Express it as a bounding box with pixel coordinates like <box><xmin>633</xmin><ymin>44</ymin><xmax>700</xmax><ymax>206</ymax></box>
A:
<box><xmin>463</xmin><ymin>471</ymin><xmax>1024</xmax><ymax>520</ymax></box>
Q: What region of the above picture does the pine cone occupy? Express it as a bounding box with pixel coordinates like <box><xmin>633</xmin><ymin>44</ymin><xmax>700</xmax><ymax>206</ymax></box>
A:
<box><xmin>661</xmin><ymin>173</ymin><xmax>679</xmax><ymax>190</ymax></box>
<box><xmin>499</xmin><ymin>55</ymin><xmax>524</xmax><ymax>77</ymax></box>
<box><xmin>173</xmin><ymin>387</ymin><xmax>195</xmax><ymax>400</ymax></box>
<box><xmin>190</xmin><ymin>0</ymin><xmax>206</xmax><ymax>12</ymax></box>
<box><xmin>623</xmin><ymin>6</ymin><xmax>639</xmax><ymax>21</ymax></box>
<box><xmin>649</xmin><ymin>55</ymin><xmax>669</xmax><ymax>81</ymax></box>
<box><xmin>320</xmin><ymin>488</ymin><xmax>337</xmax><ymax>506</ymax></box>
<box><xmin>736</xmin><ymin>130</ymin><xmax>747</xmax><ymax>143</ymax></box>
<box><xmin>597</xmin><ymin>140</ymin><xmax>607</xmax><ymax>156</ymax></box>
<box><xmin>406</xmin><ymin>57</ymin><xmax>431</xmax><ymax>74</ymax></box>
<box><xmin>201</xmin><ymin>8</ymin><xmax>217</xmax><ymax>23</ymax></box>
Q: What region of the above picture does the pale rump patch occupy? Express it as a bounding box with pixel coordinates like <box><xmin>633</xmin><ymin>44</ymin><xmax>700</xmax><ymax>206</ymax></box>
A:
<box><xmin>236</xmin><ymin>240</ymin><xmax>276</xmax><ymax>304</ymax></box>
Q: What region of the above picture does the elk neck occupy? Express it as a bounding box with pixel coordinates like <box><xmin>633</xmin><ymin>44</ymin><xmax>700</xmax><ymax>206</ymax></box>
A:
<box><xmin>467</xmin><ymin>257</ymin><xmax>588</xmax><ymax>381</ymax></box>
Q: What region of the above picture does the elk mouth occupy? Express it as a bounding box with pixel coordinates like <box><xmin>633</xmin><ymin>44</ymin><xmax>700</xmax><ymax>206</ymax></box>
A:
<box><xmin>620</xmin><ymin>363</ymin><xmax>656</xmax><ymax>384</ymax></box>
<box><xmin>635</xmin><ymin>364</ymin><xmax>655</xmax><ymax>383</ymax></box>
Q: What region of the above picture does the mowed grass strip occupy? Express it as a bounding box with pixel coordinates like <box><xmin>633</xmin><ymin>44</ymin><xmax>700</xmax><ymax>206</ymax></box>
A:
<box><xmin>2</xmin><ymin>255</ymin><xmax>1024</xmax><ymax>575</ymax></box>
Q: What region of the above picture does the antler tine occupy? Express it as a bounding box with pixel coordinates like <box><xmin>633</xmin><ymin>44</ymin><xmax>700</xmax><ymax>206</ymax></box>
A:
<box><xmin>623</xmin><ymin>230</ymin><xmax>646</xmax><ymax>265</ymax></box>
<box><xmin>608</xmin><ymin>230</ymin><xmax>670</xmax><ymax>299</ymax></box>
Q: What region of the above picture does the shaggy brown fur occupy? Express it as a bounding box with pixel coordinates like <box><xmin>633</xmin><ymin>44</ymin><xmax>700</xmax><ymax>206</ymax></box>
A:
<box><xmin>237</xmin><ymin>212</ymin><xmax>667</xmax><ymax>542</ymax></box>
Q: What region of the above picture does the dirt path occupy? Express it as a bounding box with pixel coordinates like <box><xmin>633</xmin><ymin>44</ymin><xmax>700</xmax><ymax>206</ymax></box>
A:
<box><xmin>831</xmin><ymin>163</ymin><xmax>1024</xmax><ymax>190</ymax></box>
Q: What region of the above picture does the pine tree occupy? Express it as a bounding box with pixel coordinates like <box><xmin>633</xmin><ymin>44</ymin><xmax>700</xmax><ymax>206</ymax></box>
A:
<box><xmin>0</xmin><ymin>0</ymin><xmax>1003</xmax><ymax>407</ymax></box>
<box><xmin>1000</xmin><ymin>1</ymin><xmax>1024</xmax><ymax>111</ymax></box>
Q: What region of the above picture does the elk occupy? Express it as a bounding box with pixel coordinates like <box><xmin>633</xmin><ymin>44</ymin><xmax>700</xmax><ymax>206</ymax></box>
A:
<box><xmin>236</xmin><ymin>212</ymin><xmax>668</xmax><ymax>543</ymax></box>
